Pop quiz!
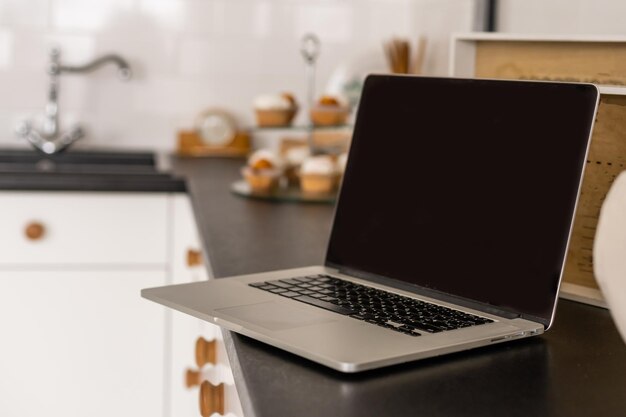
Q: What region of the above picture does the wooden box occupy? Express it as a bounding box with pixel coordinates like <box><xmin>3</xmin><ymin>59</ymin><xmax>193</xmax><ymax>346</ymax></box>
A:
<box><xmin>450</xmin><ymin>34</ymin><xmax>626</xmax><ymax>307</ymax></box>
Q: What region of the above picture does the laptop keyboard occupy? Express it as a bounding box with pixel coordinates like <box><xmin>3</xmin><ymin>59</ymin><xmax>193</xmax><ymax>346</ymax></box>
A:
<box><xmin>249</xmin><ymin>274</ymin><xmax>493</xmax><ymax>337</ymax></box>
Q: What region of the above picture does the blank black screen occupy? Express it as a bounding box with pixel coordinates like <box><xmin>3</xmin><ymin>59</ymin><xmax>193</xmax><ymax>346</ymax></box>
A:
<box><xmin>326</xmin><ymin>76</ymin><xmax>597</xmax><ymax>324</ymax></box>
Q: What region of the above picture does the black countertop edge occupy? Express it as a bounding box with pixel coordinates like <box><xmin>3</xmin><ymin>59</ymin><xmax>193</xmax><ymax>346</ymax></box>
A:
<box><xmin>0</xmin><ymin>173</ymin><xmax>187</xmax><ymax>193</ymax></box>
<box><xmin>0</xmin><ymin>182</ymin><xmax>187</xmax><ymax>193</ymax></box>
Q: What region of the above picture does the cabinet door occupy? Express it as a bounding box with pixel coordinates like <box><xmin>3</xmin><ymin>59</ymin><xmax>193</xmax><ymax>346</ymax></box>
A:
<box><xmin>0</xmin><ymin>192</ymin><xmax>168</xmax><ymax>266</ymax></box>
<box><xmin>0</xmin><ymin>270</ymin><xmax>167</xmax><ymax>417</ymax></box>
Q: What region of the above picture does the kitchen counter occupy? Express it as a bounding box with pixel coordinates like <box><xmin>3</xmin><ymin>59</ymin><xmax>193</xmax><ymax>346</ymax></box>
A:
<box><xmin>174</xmin><ymin>157</ymin><xmax>626</xmax><ymax>417</ymax></box>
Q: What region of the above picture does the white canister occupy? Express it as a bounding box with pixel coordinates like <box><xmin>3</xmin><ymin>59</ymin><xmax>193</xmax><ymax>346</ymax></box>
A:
<box><xmin>594</xmin><ymin>171</ymin><xmax>626</xmax><ymax>345</ymax></box>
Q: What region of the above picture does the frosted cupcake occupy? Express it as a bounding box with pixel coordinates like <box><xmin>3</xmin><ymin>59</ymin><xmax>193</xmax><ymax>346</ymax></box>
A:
<box><xmin>254</xmin><ymin>93</ymin><xmax>298</xmax><ymax>127</ymax></box>
<box><xmin>336</xmin><ymin>152</ymin><xmax>348</xmax><ymax>176</ymax></box>
<box><xmin>310</xmin><ymin>95</ymin><xmax>350</xmax><ymax>126</ymax></box>
<box><xmin>299</xmin><ymin>155</ymin><xmax>338</xmax><ymax>194</ymax></box>
<box><xmin>241</xmin><ymin>149</ymin><xmax>284</xmax><ymax>192</ymax></box>
<box><xmin>283</xmin><ymin>145</ymin><xmax>311</xmax><ymax>186</ymax></box>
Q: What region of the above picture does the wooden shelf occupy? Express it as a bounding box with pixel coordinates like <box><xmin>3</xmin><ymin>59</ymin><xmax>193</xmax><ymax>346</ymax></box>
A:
<box><xmin>597</xmin><ymin>85</ymin><xmax>626</xmax><ymax>96</ymax></box>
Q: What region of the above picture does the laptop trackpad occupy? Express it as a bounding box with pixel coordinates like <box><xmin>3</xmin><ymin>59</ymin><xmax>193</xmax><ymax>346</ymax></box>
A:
<box><xmin>217</xmin><ymin>301</ymin><xmax>336</xmax><ymax>331</ymax></box>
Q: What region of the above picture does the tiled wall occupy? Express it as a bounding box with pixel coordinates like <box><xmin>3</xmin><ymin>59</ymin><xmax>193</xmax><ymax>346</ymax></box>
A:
<box><xmin>0</xmin><ymin>0</ymin><xmax>474</xmax><ymax>150</ymax></box>
<box><xmin>498</xmin><ymin>0</ymin><xmax>626</xmax><ymax>35</ymax></box>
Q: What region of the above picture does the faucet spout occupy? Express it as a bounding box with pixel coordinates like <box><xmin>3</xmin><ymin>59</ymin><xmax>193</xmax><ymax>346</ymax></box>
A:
<box><xmin>58</xmin><ymin>54</ymin><xmax>132</xmax><ymax>81</ymax></box>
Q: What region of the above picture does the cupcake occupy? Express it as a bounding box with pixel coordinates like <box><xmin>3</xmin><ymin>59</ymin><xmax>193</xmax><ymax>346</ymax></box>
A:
<box><xmin>254</xmin><ymin>93</ymin><xmax>298</xmax><ymax>127</ymax></box>
<box><xmin>310</xmin><ymin>95</ymin><xmax>350</xmax><ymax>126</ymax></box>
<box><xmin>283</xmin><ymin>145</ymin><xmax>311</xmax><ymax>186</ymax></box>
<box><xmin>336</xmin><ymin>152</ymin><xmax>348</xmax><ymax>176</ymax></box>
<box><xmin>242</xmin><ymin>149</ymin><xmax>284</xmax><ymax>192</ymax></box>
<box><xmin>299</xmin><ymin>155</ymin><xmax>338</xmax><ymax>194</ymax></box>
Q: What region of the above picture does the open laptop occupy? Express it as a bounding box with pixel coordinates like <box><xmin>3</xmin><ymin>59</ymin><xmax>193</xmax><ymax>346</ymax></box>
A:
<box><xmin>143</xmin><ymin>75</ymin><xmax>599</xmax><ymax>373</ymax></box>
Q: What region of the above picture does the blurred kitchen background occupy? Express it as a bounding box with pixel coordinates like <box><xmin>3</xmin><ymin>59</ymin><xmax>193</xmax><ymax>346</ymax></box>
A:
<box><xmin>1</xmin><ymin>0</ymin><xmax>626</xmax><ymax>150</ymax></box>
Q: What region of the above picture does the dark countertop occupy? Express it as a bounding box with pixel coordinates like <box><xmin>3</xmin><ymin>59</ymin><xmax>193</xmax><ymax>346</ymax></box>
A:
<box><xmin>173</xmin><ymin>157</ymin><xmax>626</xmax><ymax>417</ymax></box>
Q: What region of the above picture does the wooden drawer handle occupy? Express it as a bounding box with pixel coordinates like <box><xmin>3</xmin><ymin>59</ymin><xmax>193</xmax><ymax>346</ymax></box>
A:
<box><xmin>199</xmin><ymin>381</ymin><xmax>224</xmax><ymax>417</ymax></box>
<box><xmin>195</xmin><ymin>337</ymin><xmax>216</xmax><ymax>368</ymax></box>
<box><xmin>186</xmin><ymin>368</ymin><xmax>201</xmax><ymax>388</ymax></box>
<box><xmin>25</xmin><ymin>221</ymin><xmax>46</xmax><ymax>241</ymax></box>
<box><xmin>187</xmin><ymin>249</ymin><xmax>203</xmax><ymax>267</ymax></box>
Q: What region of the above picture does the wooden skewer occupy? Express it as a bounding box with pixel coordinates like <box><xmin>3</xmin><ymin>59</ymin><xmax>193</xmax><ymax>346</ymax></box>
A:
<box><xmin>385</xmin><ymin>37</ymin><xmax>424</xmax><ymax>74</ymax></box>
<box><xmin>401</xmin><ymin>39</ymin><xmax>411</xmax><ymax>73</ymax></box>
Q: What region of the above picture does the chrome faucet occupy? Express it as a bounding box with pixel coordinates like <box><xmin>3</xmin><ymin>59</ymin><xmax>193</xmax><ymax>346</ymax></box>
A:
<box><xmin>16</xmin><ymin>47</ymin><xmax>132</xmax><ymax>154</ymax></box>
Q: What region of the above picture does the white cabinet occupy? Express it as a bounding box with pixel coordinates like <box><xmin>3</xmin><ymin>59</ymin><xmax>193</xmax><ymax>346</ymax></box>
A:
<box><xmin>0</xmin><ymin>191</ymin><xmax>241</xmax><ymax>417</ymax></box>
<box><xmin>0</xmin><ymin>270</ymin><xmax>167</xmax><ymax>417</ymax></box>
<box><xmin>0</xmin><ymin>192</ymin><xmax>171</xmax><ymax>417</ymax></box>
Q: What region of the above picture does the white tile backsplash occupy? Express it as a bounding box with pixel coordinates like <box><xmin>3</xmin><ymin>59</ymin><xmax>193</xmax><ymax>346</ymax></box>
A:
<box><xmin>52</xmin><ymin>0</ymin><xmax>136</xmax><ymax>32</ymax></box>
<box><xmin>498</xmin><ymin>0</ymin><xmax>626</xmax><ymax>35</ymax></box>
<box><xmin>0</xmin><ymin>0</ymin><xmax>50</xmax><ymax>29</ymax></box>
<box><xmin>0</xmin><ymin>30</ymin><xmax>13</xmax><ymax>70</ymax></box>
<box><xmin>295</xmin><ymin>3</ymin><xmax>354</xmax><ymax>42</ymax></box>
<box><xmin>367</xmin><ymin>0</ymin><xmax>414</xmax><ymax>40</ymax></box>
<box><xmin>95</xmin><ymin>34</ymin><xmax>180</xmax><ymax>78</ymax></box>
<box><xmin>211</xmin><ymin>0</ymin><xmax>276</xmax><ymax>38</ymax></box>
<box><xmin>498</xmin><ymin>0</ymin><xmax>581</xmax><ymax>34</ymax></box>
<box><xmin>138</xmin><ymin>0</ymin><xmax>187</xmax><ymax>32</ymax></box>
<box><xmin>9</xmin><ymin>30</ymin><xmax>48</xmax><ymax>70</ymax></box>
<box><xmin>44</xmin><ymin>34</ymin><xmax>97</xmax><ymax>62</ymax></box>
<box><xmin>178</xmin><ymin>0</ymin><xmax>217</xmax><ymax>35</ymax></box>
<box><xmin>0</xmin><ymin>71</ymin><xmax>48</xmax><ymax>110</ymax></box>
<box><xmin>0</xmin><ymin>0</ymin><xmax>474</xmax><ymax>150</ymax></box>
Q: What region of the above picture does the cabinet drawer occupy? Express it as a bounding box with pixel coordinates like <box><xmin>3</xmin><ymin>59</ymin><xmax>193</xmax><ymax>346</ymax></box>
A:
<box><xmin>0</xmin><ymin>192</ymin><xmax>168</xmax><ymax>266</ymax></box>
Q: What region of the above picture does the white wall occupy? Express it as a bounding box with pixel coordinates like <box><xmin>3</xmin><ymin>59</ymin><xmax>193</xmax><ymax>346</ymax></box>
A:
<box><xmin>498</xmin><ymin>0</ymin><xmax>626</xmax><ymax>35</ymax></box>
<box><xmin>0</xmin><ymin>0</ymin><xmax>475</xmax><ymax>151</ymax></box>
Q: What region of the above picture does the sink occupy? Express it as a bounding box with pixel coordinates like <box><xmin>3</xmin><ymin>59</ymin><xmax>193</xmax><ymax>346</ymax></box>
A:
<box><xmin>0</xmin><ymin>149</ymin><xmax>157</xmax><ymax>175</ymax></box>
<box><xmin>0</xmin><ymin>149</ymin><xmax>186</xmax><ymax>192</ymax></box>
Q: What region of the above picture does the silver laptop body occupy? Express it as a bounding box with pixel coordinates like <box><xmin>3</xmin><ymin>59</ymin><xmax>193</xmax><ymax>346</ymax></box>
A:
<box><xmin>143</xmin><ymin>76</ymin><xmax>599</xmax><ymax>373</ymax></box>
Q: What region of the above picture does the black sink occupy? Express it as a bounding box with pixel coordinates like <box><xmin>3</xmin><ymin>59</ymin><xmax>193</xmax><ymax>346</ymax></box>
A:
<box><xmin>0</xmin><ymin>149</ymin><xmax>186</xmax><ymax>192</ymax></box>
<box><xmin>0</xmin><ymin>149</ymin><xmax>156</xmax><ymax>165</ymax></box>
<box><xmin>0</xmin><ymin>149</ymin><xmax>158</xmax><ymax>175</ymax></box>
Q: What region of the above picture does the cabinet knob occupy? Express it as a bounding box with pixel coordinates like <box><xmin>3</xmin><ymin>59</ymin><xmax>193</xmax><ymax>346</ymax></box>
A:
<box><xmin>25</xmin><ymin>222</ymin><xmax>45</xmax><ymax>241</ymax></box>
<box><xmin>185</xmin><ymin>368</ymin><xmax>201</xmax><ymax>388</ymax></box>
<box><xmin>195</xmin><ymin>337</ymin><xmax>216</xmax><ymax>368</ymax></box>
<box><xmin>199</xmin><ymin>381</ymin><xmax>224</xmax><ymax>417</ymax></box>
<box><xmin>187</xmin><ymin>249</ymin><xmax>203</xmax><ymax>267</ymax></box>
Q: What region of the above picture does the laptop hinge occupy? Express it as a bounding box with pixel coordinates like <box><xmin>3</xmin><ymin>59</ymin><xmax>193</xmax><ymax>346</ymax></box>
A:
<box><xmin>334</xmin><ymin>265</ymin><xmax>528</xmax><ymax>322</ymax></box>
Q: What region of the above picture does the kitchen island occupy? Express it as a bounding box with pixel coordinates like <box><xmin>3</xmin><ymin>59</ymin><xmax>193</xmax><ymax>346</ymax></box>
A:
<box><xmin>173</xmin><ymin>157</ymin><xmax>626</xmax><ymax>417</ymax></box>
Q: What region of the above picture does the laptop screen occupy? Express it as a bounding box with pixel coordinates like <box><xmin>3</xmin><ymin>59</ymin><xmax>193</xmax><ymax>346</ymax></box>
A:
<box><xmin>326</xmin><ymin>75</ymin><xmax>598</xmax><ymax>325</ymax></box>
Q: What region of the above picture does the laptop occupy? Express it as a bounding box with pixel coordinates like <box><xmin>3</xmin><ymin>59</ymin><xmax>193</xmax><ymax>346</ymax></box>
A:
<box><xmin>143</xmin><ymin>75</ymin><xmax>599</xmax><ymax>373</ymax></box>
